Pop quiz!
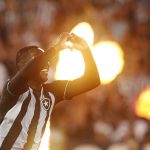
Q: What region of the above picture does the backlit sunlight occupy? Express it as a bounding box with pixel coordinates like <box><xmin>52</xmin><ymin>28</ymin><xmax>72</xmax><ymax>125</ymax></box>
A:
<box><xmin>55</xmin><ymin>22</ymin><xmax>124</xmax><ymax>84</ymax></box>
<box><xmin>92</xmin><ymin>41</ymin><xmax>124</xmax><ymax>84</ymax></box>
<box><xmin>135</xmin><ymin>87</ymin><xmax>150</xmax><ymax>120</ymax></box>
<box><xmin>38</xmin><ymin>122</ymin><xmax>50</xmax><ymax>150</ymax></box>
<box><xmin>55</xmin><ymin>22</ymin><xmax>94</xmax><ymax>80</ymax></box>
<box><xmin>55</xmin><ymin>49</ymin><xmax>85</xmax><ymax>80</ymax></box>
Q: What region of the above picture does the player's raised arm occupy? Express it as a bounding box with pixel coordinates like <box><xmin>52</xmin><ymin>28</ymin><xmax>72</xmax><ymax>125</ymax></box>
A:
<box><xmin>63</xmin><ymin>34</ymin><xmax>100</xmax><ymax>99</ymax></box>
<box><xmin>44</xmin><ymin>34</ymin><xmax>100</xmax><ymax>103</ymax></box>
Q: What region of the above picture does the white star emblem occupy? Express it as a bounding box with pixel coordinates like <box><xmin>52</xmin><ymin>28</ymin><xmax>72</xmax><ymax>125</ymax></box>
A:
<box><xmin>44</xmin><ymin>101</ymin><xmax>48</xmax><ymax>107</ymax></box>
<box><xmin>41</xmin><ymin>98</ymin><xmax>51</xmax><ymax>111</ymax></box>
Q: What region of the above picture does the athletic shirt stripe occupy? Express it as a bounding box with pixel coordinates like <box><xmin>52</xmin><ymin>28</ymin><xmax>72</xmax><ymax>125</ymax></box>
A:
<box><xmin>41</xmin><ymin>92</ymin><xmax>55</xmax><ymax>136</ymax></box>
<box><xmin>0</xmin><ymin>87</ymin><xmax>55</xmax><ymax>150</ymax></box>
<box><xmin>0</xmin><ymin>92</ymin><xmax>31</xmax><ymax>150</ymax></box>
<box><xmin>32</xmin><ymin>92</ymin><xmax>55</xmax><ymax>150</ymax></box>
<box><xmin>14</xmin><ymin>91</ymin><xmax>36</xmax><ymax>149</ymax></box>
<box><xmin>32</xmin><ymin>91</ymin><xmax>50</xmax><ymax>150</ymax></box>
<box><xmin>0</xmin><ymin>91</ymin><xmax>29</xmax><ymax>147</ymax></box>
<box><xmin>23</xmin><ymin>89</ymin><xmax>41</xmax><ymax>150</ymax></box>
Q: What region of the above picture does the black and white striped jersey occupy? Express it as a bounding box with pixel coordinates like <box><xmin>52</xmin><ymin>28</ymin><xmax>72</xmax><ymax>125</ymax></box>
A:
<box><xmin>0</xmin><ymin>64</ymin><xmax>100</xmax><ymax>150</ymax></box>
<box><xmin>0</xmin><ymin>86</ymin><xmax>55</xmax><ymax>150</ymax></box>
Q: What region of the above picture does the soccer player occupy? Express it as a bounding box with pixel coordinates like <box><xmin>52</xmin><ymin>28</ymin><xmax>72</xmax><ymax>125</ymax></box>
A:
<box><xmin>0</xmin><ymin>33</ymin><xmax>100</xmax><ymax>150</ymax></box>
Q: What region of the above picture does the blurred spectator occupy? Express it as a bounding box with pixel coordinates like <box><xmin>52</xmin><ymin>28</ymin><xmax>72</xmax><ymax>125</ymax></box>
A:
<box><xmin>107</xmin><ymin>143</ymin><xmax>129</xmax><ymax>150</ymax></box>
<box><xmin>0</xmin><ymin>62</ymin><xmax>8</xmax><ymax>95</ymax></box>
<box><xmin>73</xmin><ymin>144</ymin><xmax>102</xmax><ymax>150</ymax></box>
<box><xmin>0</xmin><ymin>47</ymin><xmax>9</xmax><ymax>95</ymax></box>
<box><xmin>143</xmin><ymin>143</ymin><xmax>150</xmax><ymax>150</ymax></box>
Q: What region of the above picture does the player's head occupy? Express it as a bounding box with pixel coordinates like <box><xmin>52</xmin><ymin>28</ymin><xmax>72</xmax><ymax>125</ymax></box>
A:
<box><xmin>16</xmin><ymin>46</ymin><xmax>49</xmax><ymax>84</ymax></box>
<box><xmin>16</xmin><ymin>45</ymin><xmax>44</xmax><ymax>70</ymax></box>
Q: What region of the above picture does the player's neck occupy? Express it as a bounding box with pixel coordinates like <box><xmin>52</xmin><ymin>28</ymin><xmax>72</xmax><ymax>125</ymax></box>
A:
<box><xmin>28</xmin><ymin>80</ymin><xmax>42</xmax><ymax>91</ymax></box>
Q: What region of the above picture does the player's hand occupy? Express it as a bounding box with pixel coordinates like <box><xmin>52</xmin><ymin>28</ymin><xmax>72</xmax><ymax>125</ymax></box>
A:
<box><xmin>53</xmin><ymin>32</ymin><xmax>71</xmax><ymax>51</ymax></box>
<box><xmin>68</xmin><ymin>33</ymin><xmax>89</xmax><ymax>52</ymax></box>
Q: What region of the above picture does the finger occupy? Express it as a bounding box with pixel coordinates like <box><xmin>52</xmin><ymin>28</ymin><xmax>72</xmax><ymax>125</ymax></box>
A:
<box><xmin>70</xmin><ymin>33</ymin><xmax>84</xmax><ymax>44</ymax></box>
<box><xmin>70</xmin><ymin>33</ymin><xmax>82</xmax><ymax>40</ymax></box>
<box><xmin>59</xmin><ymin>32</ymin><xmax>71</xmax><ymax>41</ymax></box>
<box><xmin>55</xmin><ymin>32</ymin><xmax>70</xmax><ymax>44</ymax></box>
<box><xmin>63</xmin><ymin>45</ymin><xmax>73</xmax><ymax>50</ymax></box>
<box><xmin>68</xmin><ymin>35</ymin><xmax>77</xmax><ymax>43</ymax></box>
<box><xmin>70</xmin><ymin>33</ymin><xmax>78</xmax><ymax>37</ymax></box>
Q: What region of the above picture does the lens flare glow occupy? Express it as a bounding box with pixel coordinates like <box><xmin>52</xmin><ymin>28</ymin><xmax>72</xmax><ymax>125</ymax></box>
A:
<box><xmin>70</xmin><ymin>22</ymin><xmax>94</xmax><ymax>47</ymax></box>
<box><xmin>92</xmin><ymin>41</ymin><xmax>124</xmax><ymax>84</ymax></box>
<box><xmin>55</xmin><ymin>22</ymin><xmax>124</xmax><ymax>82</ymax></box>
<box><xmin>55</xmin><ymin>48</ymin><xmax>85</xmax><ymax>80</ymax></box>
<box><xmin>135</xmin><ymin>87</ymin><xmax>150</xmax><ymax>120</ymax></box>
<box><xmin>38</xmin><ymin>122</ymin><xmax>50</xmax><ymax>150</ymax></box>
<box><xmin>55</xmin><ymin>22</ymin><xmax>93</xmax><ymax>80</ymax></box>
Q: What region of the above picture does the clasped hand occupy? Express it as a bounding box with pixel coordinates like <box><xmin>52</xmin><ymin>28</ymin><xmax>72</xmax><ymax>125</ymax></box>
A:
<box><xmin>53</xmin><ymin>32</ymin><xmax>89</xmax><ymax>52</ymax></box>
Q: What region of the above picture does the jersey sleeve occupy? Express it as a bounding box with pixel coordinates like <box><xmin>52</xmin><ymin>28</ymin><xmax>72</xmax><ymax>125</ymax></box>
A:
<box><xmin>44</xmin><ymin>73</ymin><xmax>100</xmax><ymax>104</ymax></box>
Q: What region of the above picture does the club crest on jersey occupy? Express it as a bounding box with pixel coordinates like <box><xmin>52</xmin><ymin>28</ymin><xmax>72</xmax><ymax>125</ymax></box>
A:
<box><xmin>41</xmin><ymin>98</ymin><xmax>51</xmax><ymax>111</ymax></box>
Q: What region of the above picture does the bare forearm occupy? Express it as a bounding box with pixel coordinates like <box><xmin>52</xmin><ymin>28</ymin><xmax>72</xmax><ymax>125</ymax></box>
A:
<box><xmin>64</xmin><ymin>48</ymin><xmax>100</xmax><ymax>99</ymax></box>
<box><xmin>81</xmin><ymin>47</ymin><xmax>100</xmax><ymax>83</ymax></box>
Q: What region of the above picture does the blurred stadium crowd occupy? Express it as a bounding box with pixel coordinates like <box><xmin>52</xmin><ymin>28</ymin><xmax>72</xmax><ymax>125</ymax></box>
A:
<box><xmin>0</xmin><ymin>0</ymin><xmax>150</xmax><ymax>150</ymax></box>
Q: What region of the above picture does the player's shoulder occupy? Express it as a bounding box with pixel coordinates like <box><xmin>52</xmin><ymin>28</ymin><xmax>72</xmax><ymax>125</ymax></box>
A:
<box><xmin>43</xmin><ymin>80</ymin><xmax>69</xmax><ymax>90</ymax></box>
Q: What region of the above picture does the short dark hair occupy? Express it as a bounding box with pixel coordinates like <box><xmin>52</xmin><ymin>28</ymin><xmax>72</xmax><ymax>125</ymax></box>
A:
<box><xmin>16</xmin><ymin>45</ymin><xmax>44</xmax><ymax>69</ymax></box>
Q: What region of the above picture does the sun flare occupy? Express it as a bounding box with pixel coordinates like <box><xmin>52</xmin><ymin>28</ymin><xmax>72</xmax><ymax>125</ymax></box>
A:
<box><xmin>135</xmin><ymin>87</ymin><xmax>150</xmax><ymax>120</ymax></box>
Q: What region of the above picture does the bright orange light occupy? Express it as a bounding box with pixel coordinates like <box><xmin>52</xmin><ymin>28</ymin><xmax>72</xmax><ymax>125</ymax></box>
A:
<box><xmin>135</xmin><ymin>87</ymin><xmax>150</xmax><ymax>120</ymax></box>
<box><xmin>38</xmin><ymin>122</ymin><xmax>50</xmax><ymax>150</ymax></box>
<box><xmin>55</xmin><ymin>22</ymin><xmax>124</xmax><ymax>83</ymax></box>
<box><xmin>55</xmin><ymin>22</ymin><xmax>93</xmax><ymax>80</ymax></box>
<box><xmin>92</xmin><ymin>41</ymin><xmax>124</xmax><ymax>84</ymax></box>
<box><xmin>70</xmin><ymin>22</ymin><xmax>94</xmax><ymax>47</ymax></box>
<box><xmin>55</xmin><ymin>48</ymin><xmax>85</xmax><ymax>80</ymax></box>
